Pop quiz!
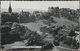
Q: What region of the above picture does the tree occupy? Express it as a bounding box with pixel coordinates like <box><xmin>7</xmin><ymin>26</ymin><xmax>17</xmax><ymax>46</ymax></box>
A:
<box><xmin>1</xmin><ymin>12</ymin><xmax>19</xmax><ymax>25</ymax></box>
<box><xmin>26</xmin><ymin>32</ymin><xmax>45</xmax><ymax>46</ymax></box>
<box><xmin>42</xmin><ymin>12</ymin><xmax>51</xmax><ymax>20</ymax></box>
<box><xmin>54</xmin><ymin>7</ymin><xmax>60</xmax><ymax>17</ymax></box>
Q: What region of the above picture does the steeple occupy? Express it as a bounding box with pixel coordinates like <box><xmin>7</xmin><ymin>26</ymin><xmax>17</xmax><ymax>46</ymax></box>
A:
<box><xmin>8</xmin><ymin>2</ymin><xmax>12</xmax><ymax>13</ymax></box>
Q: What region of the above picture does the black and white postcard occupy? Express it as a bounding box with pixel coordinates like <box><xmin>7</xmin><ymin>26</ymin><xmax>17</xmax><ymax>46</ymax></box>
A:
<box><xmin>1</xmin><ymin>1</ymin><xmax>80</xmax><ymax>51</ymax></box>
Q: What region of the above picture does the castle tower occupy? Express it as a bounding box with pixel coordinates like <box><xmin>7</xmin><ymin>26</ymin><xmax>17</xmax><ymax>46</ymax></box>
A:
<box><xmin>8</xmin><ymin>2</ymin><xmax>12</xmax><ymax>13</ymax></box>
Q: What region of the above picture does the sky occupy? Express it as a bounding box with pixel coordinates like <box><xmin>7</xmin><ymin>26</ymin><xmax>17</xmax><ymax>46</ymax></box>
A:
<box><xmin>1</xmin><ymin>1</ymin><xmax>79</xmax><ymax>11</ymax></box>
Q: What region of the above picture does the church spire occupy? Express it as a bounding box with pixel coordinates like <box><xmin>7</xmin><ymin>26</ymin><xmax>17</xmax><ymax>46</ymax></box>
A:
<box><xmin>8</xmin><ymin>2</ymin><xmax>12</xmax><ymax>13</ymax></box>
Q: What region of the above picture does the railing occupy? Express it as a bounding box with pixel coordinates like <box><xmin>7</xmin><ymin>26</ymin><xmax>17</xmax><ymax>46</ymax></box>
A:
<box><xmin>3</xmin><ymin>46</ymin><xmax>79</xmax><ymax>51</ymax></box>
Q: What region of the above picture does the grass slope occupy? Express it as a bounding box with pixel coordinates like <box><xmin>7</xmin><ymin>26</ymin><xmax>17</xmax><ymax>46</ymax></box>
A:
<box><xmin>51</xmin><ymin>17</ymin><xmax>78</xmax><ymax>27</ymax></box>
